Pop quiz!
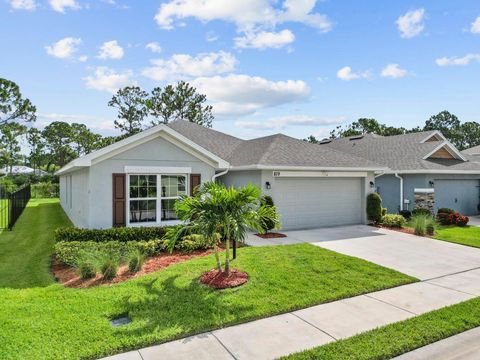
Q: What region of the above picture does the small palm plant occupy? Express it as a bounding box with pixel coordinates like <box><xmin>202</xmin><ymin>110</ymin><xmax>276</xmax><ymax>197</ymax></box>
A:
<box><xmin>165</xmin><ymin>182</ymin><xmax>280</xmax><ymax>276</ymax></box>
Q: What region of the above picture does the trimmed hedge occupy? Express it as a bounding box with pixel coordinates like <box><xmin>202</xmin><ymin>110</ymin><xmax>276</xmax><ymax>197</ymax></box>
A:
<box><xmin>54</xmin><ymin>234</ymin><xmax>217</xmax><ymax>266</ymax></box>
<box><xmin>55</xmin><ymin>226</ymin><xmax>171</xmax><ymax>243</ymax></box>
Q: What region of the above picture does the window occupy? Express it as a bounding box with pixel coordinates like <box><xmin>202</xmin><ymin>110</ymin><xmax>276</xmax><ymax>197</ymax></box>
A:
<box><xmin>129</xmin><ymin>175</ymin><xmax>157</xmax><ymax>223</ymax></box>
<box><xmin>161</xmin><ymin>175</ymin><xmax>186</xmax><ymax>221</ymax></box>
<box><xmin>127</xmin><ymin>174</ymin><xmax>187</xmax><ymax>224</ymax></box>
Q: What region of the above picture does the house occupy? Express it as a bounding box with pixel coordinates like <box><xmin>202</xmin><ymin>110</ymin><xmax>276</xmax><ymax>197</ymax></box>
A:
<box><xmin>463</xmin><ymin>145</ymin><xmax>480</xmax><ymax>157</ymax></box>
<box><xmin>57</xmin><ymin>120</ymin><xmax>385</xmax><ymax>230</ymax></box>
<box><xmin>0</xmin><ymin>166</ymin><xmax>47</xmax><ymax>176</ymax></box>
<box><xmin>322</xmin><ymin>131</ymin><xmax>480</xmax><ymax>215</ymax></box>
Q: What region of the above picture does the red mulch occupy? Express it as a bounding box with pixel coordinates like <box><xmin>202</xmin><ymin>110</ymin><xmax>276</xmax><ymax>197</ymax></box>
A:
<box><xmin>255</xmin><ymin>232</ymin><xmax>287</xmax><ymax>239</ymax></box>
<box><xmin>200</xmin><ymin>269</ymin><xmax>248</xmax><ymax>289</ymax></box>
<box><xmin>52</xmin><ymin>249</ymin><xmax>213</xmax><ymax>289</ymax></box>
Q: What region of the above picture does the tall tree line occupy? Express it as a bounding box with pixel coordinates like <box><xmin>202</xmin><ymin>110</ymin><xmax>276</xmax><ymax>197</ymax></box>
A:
<box><xmin>306</xmin><ymin>112</ymin><xmax>480</xmax><ymax>150</ymax></box>
<box><xmin>0</xmin><ymin>78</ymin><xmax>214</xmax><ymax>174</ymax></box>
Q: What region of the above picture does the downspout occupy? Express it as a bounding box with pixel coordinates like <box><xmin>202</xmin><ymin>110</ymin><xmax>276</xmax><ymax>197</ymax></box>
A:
<box><xmin>395</xmin><ymin>173</ymin><xmax>404</xmax><ymax>211</ymax></box>
<box><xmin>211</xmin><ymin>168</ymin><xmax>229</xmax><ymax>182</ymax></box>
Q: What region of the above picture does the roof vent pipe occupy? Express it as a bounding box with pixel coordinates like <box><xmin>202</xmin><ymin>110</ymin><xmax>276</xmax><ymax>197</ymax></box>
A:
<box><xmin>395</xmin><ymin>173</ymin><xmax>404</xmax><ymax>211</ymax></box>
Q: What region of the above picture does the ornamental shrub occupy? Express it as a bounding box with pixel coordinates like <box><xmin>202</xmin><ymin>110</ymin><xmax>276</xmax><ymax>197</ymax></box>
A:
<box><xmin>260</xmin><ymin>195</ymin><xmax>277</xmax><ymax>233</ymax></box>
<box><xmin>367</xmin><ymin>193</ymin><xmax>382</xmax><ymax>224</ymax></box>
<box><xmin>31</xmin><ymin>182</ymin><xmax>59</xmax><ymax>198</ymax></box>
<box><xmin>100</xmin><ymin>253</ymin><xmax>119</xmax><ymax>280</ymax></box>
<box><xmin>55</xmin><ymin>226</ymin><xmax>171</xmax><ymax>243</ymax></box>
<box><xmin>456</xmin><ymin>215</ymin><xmax>469</xmax><ymax>227</ymax></box>
<box><xmin>399</xmin><ymin>210</ymin><xmax>412</xmax><ymax>220</ymax></box>
<box><xmin>127</xmin><ymin>250</ymin><xmax>146</xmax><ymax>273</ymax></box>
<box><xmin>437</xmin><ymin>208</ymin><xmax>455</xmax><ymax>215</ymax></box>
<box><xmin>176</xmin><ymin>234</ymin><xmax>219</xmax><ymax>252</ymax></box>
<box><xmin>411</xmin><ymin>214</ymin><xmax>428</xmax><ymax>236</ymax></box>
<box><xmin>76</xmin><ymin>251</ymin><xmax>98</xmax><ymax>279</ymax></box>
<box><xmin>381</xmin><ymin>214</ymin><xmax>406</xmax><ymax>228</ymax></box>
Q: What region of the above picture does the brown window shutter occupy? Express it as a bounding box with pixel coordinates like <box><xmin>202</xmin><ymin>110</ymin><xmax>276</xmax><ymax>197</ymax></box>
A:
<box><xmin>112</xmin><ymin>173</ymin><xmax>126</xmax><ymax>227</ymax></box>
<box><xmin>190</xmin><ymin>174</ymin><xmax>201</xmax><ymax>195</ymax></box>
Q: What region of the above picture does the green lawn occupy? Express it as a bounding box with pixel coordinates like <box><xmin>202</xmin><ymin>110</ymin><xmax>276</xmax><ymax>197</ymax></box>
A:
<box><xmin>0</xmin><ymin>199</ymin><xmax>71</xmax><ymax>288</ymax></box>
<box><xmin>0</xmin><ymin>198</ymin><xmax>8</xmax><ymax>230</ymax></box>
<box><xmin>433</xmin><ymin>226</ymin><xmax>480</xmax><ymax>248</ymax></box>
<box><xmin>282</xmin><ymin>296</ymin><xmax>480</xmax><ymax>360</ymax></box>
<box><xmin>0</xmin><ymin>199</ymin><xmax>416</xmax><ymax>360</ymax></box>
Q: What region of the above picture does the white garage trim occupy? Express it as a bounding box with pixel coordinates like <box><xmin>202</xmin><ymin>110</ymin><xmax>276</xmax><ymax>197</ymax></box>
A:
<box><xmin>273</xmin><ymin>177</ymin><xmax>363</xmax><ymax>230</ymax></box>
<box><xmin>272</xmin><ymin>170</ymin><xmax>367</xmax><ymax>178</ymax></box>
<box><xmin>124</xmin><ymin>166</ymin><xmax>192</xmax><ymax>174</ymax></box>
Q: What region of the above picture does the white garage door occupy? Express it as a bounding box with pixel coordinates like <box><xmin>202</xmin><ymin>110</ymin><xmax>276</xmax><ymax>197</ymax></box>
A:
<box><xmin>274</xmin><ymin>177</ymin><xmax>363</xmax><ymax>230</ymax></box>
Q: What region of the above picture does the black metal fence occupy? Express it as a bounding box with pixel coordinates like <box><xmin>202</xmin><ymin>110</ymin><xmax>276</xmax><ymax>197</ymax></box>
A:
<box><xmin>0</xmin><ymin>184</ymin><xmax>31</xmax><ymax>230</ymax></box>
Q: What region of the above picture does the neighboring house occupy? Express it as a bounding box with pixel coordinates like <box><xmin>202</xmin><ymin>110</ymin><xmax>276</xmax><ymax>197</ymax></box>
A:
<box><xmin>57</xmin><ymin>120</ymin><xmax>385</xmax><ymax>230</ymax></box>
<box><xmin>322</xmin><ymin>131</ymin><xmax>480</xmax><ymax>215</ymax></box>
<box><xmin>0</xmin><ymin>166</ymin><xmax>47</xmax><ymax>176</ymax></box>
<box><xmin>463</xmin><ymin>145</ymin><xmax>480</xmax><ymax>157</ymax></box>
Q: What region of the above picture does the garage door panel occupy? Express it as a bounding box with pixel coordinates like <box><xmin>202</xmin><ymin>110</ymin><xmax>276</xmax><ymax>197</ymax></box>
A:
<box><xmin>435</xmin><ymin>180</ymin><xmax>480</xmax><ymax>215</ymax></box>
<box><xmin>274</xmin><ymin>177</ymin><xmax>362</xmax><ymax>230</ymax></box>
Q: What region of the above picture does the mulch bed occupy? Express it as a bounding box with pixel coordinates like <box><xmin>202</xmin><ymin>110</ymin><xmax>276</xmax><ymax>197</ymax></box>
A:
<box><xmin>52</xmin><ymin>249</ymin><xmax>214</xmax><ymax>289</ymax></box>
<box><xmin>255</xmin><ymin>232</ymin><xmax>287</xmax><ymax>239</ymax></box>
<box><xmin>200</xmin><ymin>269</ymin><xmax>249</xmax><ymax>289</ymax></box>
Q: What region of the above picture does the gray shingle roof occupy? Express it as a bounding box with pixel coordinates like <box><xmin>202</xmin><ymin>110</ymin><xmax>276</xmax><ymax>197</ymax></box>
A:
<box><xmin>322</xmin><ymin>131</ymin><xmax>480</xmax><ymax>172</ymax></box>
<box><xmin>167</xmin><ymin>120</ymin><xmax>384</xmax><ymax>169</ymax></box>
<box><xmin>463</xmin><ymin>144</ymin><xmax>480</xmax><ymax>156</ymax></box>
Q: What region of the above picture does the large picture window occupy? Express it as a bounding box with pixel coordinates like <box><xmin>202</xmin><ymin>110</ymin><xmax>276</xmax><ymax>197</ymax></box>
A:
<box><xmin>129</xmin><ymin>175</ymin><xmax>157</xmax><ymax>223</ymax></box>
<box><xmin>128</xmin><ymin>174</ymin><xmax>187</xmax><ymax>224</ymax></box>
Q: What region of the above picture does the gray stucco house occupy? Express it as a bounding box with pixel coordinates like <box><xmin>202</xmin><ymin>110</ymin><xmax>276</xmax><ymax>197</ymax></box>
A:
<box><xmin>323</xmin><ymin>131</ymin><xmax>480</xmax><ymax>215</ymax></box>
<box><xmin>57</xmin><ymin>120</ymin><xmax>385</xmax><ymax>230</ymax></box>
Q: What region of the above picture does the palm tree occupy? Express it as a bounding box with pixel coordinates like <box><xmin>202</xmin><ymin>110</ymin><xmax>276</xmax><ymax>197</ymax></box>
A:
<box><xmin>165</xmin><ymin>182</ymin><xmax>280</xmax><ymax>276</ymax></box>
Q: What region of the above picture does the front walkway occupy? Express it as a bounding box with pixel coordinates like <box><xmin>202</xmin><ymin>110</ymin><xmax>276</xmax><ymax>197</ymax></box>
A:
<box><xmin>101</xmin><ymin>269</ymin><xmax>480</xmax><ymax>360</ymax></box>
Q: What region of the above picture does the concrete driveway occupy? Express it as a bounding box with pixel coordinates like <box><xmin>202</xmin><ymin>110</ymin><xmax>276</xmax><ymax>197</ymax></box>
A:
<box><xmin>468</xmin><ymin>216</ymin><xmax>480</xmax><ymax>227</ymax></box>
<box><xmin>247</xmin><ymin>225</ymin><xmax>480</xmax><ymax>280</ymax></box>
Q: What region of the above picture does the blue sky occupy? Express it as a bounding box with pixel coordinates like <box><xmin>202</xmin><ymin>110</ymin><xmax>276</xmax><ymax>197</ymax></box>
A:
<box><xmin>1</xmin><ymin>0</ymin><xmax>480</xmax><ymax>140</ymax></box>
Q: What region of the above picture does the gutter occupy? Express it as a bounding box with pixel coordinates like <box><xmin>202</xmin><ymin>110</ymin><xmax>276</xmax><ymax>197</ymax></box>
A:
<box><xmin>211</xmin><ymin>168</ymin><xmax>229</xmax><ymax>182</ymax></box>
<box><xmin>395</xmin><ymin>173</ymin><xmax>404</xmax><ymax>211</ymax></box>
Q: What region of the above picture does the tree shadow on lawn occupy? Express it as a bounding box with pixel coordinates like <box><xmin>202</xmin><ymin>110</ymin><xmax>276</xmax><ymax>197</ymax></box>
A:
<box><xmin>111</xmin><ymin>273</ymin><xmax>255</xmax><ymax>348</ymax></box>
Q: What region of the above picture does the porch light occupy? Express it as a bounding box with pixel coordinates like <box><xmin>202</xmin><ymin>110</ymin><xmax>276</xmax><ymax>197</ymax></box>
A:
<box><xmin>369</xmin><ymin>181</ymin><xmax>375</xmax><ymax>188</ymax></box>
<box><xmin>429</xmin><ymin>181</ymin><xmax>434</xmax><ymax>187</ymax></box>
<box><xmin>265</xmin><ymin>181</ymin><xmax>271</xmax><ymax>190</ymax></box>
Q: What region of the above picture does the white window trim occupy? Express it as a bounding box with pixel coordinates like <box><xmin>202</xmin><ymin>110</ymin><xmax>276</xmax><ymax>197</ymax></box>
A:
<box><xmin>124</xmin><ymin>166</ymin><xmax>192</xmax><ymax>174</ymax></box>
<box><xmin>126</xmin><ymin>173</ymin><xmax>188</xmax><ymax>227</ymax></box>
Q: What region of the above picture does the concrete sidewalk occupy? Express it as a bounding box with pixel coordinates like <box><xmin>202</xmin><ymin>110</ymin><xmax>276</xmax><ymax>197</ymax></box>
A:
<box><xmin>100</xmin><ymin>268</ymin><xmax>480</xmax><ymax>360</ymax></box>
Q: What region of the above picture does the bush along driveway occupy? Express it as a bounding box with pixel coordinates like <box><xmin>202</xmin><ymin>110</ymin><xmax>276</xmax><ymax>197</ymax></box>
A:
<box><xmin>0</xmin><ymin>199</ymin><xmax>416</xmax><ymax>360</ymax></box>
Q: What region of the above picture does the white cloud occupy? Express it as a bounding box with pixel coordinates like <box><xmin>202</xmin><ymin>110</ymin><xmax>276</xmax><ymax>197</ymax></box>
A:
<box><xmin>435</xmin><ymin>54</ymin><xmax>480</xmax><ymax>66</ymax></box>
<box><xmin>236</xmin><ymin>115</ymin><xmax>344</xmax><ymax>130</ymax></box>
<box><xmin>142</xmin><ymin>51</ymin><xmax>237</xmax><ymax>81</ymax></box>
<box><xmin>45</xmin><ymin>37</ymin><xmax>81</xmax><ymax>59</ymax></box>
<box><xmin>380</xmin><ymin>63</ymin><xmax>409</xmax><ymax>78</ymax></box>
<box><xmin>336</xmin><ymin>66</ymin><xmax>371</xmax><ymax>81</ymax></box>
<box><xmin>205</xmin><ymin>31</ymin><xmax>218</xmax><ymax>42</ymax></box>
<box><xmin>235</xmin><ymin>29</ymin><xmax>295</xmax><ymax>49</ymax></box>
<box><xmin>154</xmin><ymin>0</ymin><xmax>332</xmax><ymax>33</ymax></box>
<box><xmin>396</xmin><ymin>8</ymin><xmax>425</xmax><ymax>38</ymax></box>
<box><xmin>146</xmin><ymin>42</ymin><xmax>162</xmax><ymax>53</ymax></box>
<box><xmin>78</xmin><ymin>55</ymin><xmax>88</xmax><ymax>62</ymax></box>
<box><xmin>471</xmin><ymin>17</ymin><xmax>480</xmax><ymax>34</ymax></box>
<box><xmin>49</xmin><ymin>0</ymin><xmax>80</xmax><ymax>13</ymax></box>
<box><xmin>191</xmin><ymin>74</ymin><xmax>310</xmax><ymax>117</ymax></box>
<box><xmin>97</xmin><ymin>40</ymin><xmax>124</xmax><ymax>60</ymax></box>
<box><xmin>84</xmin><ymin>67</ymin><xmax>135</xmax><ymax>93</ymax></box>
<box><xmin>10</xmin><ymin>0</ymin><xmax>37</xmax><ymax>11</ymax></box>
